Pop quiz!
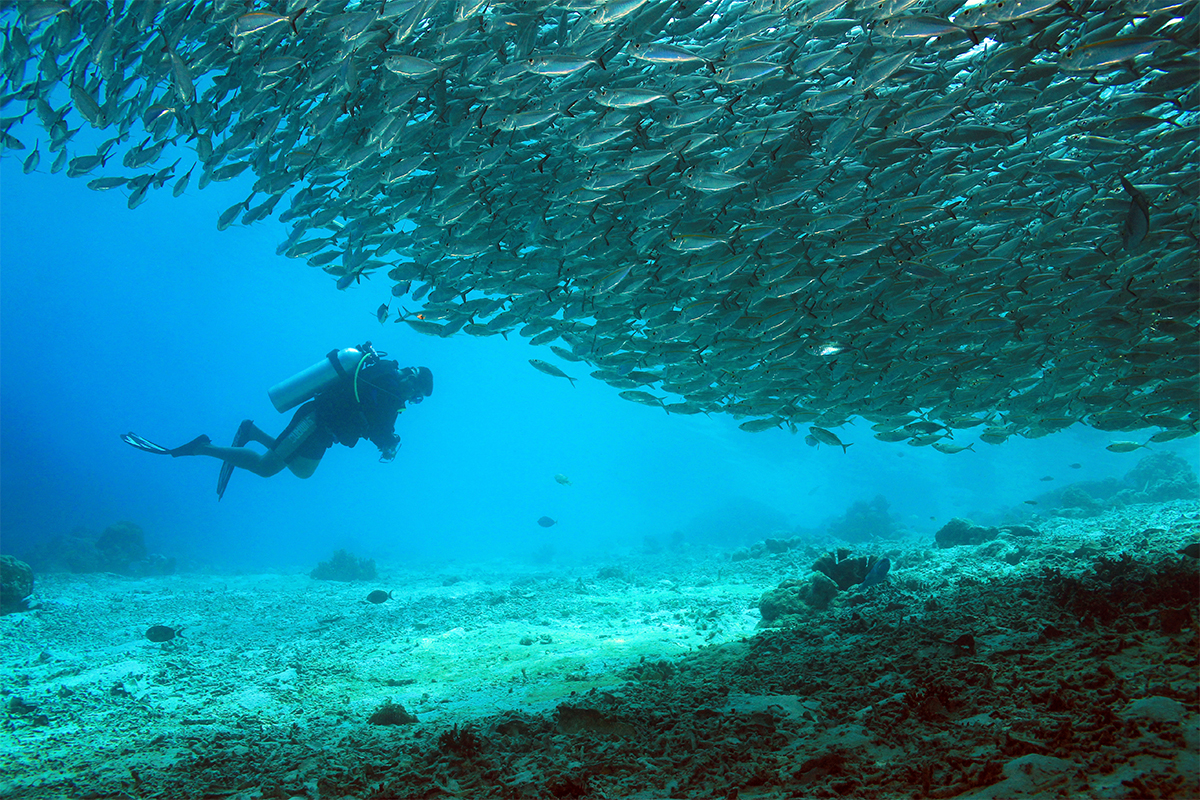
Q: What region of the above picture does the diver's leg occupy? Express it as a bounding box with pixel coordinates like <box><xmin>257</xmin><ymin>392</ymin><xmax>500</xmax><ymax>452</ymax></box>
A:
<box><xmin>241</xmin><ymin>421</ymin><xmax>277</xmax><ymax>448</ymax></box>
<box><xmin>195</xmin><ymin>444</ymin><xmax>287</xmax><ymax>477</ymax></box>
<box><xmin>286</xmin><ymin>456</ymin><xmax>321</xmax><ymax>479</ymax></box>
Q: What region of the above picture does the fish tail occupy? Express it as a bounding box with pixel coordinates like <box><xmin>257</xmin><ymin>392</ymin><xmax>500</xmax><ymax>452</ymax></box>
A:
<box><xmin>1057</xmin><ymin>0</ymin><xmax>1084</xmax><ymax>20</ymax></box>
<box><xmin>288</xmin><ymin>7</ymin><xmax>306</xmax><ymax>34</ymax></box>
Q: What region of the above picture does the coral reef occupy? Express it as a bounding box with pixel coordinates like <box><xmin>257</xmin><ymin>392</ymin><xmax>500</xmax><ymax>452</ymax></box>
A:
<box><xmin>759</xmin><ymin>572</ymin><xmax>840</xmax><ymax>621</ymax></box>
<box><xmin>935</xmin><ymin>518</ymin><xmax>1000</xmax><ymax>548</ymax></box>
<box><xmin>1043</xmin><ymin>553</ymin><xmax>1199</xmax><ymax>631</ymax></box>
<box><xmin>1</xmin><ymin>501</ymin><xmax>1194</xmax><ymax>799</ymax></box>
<box><xmin>1115</xmin><ymin>453</ymin><xmax>1199</xmax><ymax>505</ymax></box>
<box><xmin>95</xmin><ymin>521</ymin><xmax>147</xmax><ymax>565</ymax></box>
<box><xmin>437</xmin><ymin>724</ymin><xmax>481</xmax><ymax>757</ymax></box>
<box><xmin>936</xmin><ymin>519</ymin><xmax>1041</xmax><ymax>551</ymax></box>
<box><xmin>0</xmin><ymin>555</ymin><xmax>33</xmax><ymax>614</ymax></box>
<box><xmin>596</xmin><ymin>565</ymin><xmax>629</xmax><ymax>581</ymax></box>
<box><xmin>1017</xmin><ymin>454</ymin><xmax>1198</xmax><ymax>520</ymax></box>
<box><xmin>826</xmin><ymin>494</ymin><xmax>903</xmax><ymax>542</ymax></box>
<box><xmin>22</xmin><ymin>522</ymin><xmax>174</xmax><ymax>576</ymax></box>
<box><xmin>310</xmin><ymin>549</ymin><xmax>377</xmax><ymax>581</ymax></box>
<box><xmin>368</xmin><ymin>702</ymin><xmax>417</xmax><ymax>725</ymax></box>
<box><xmin>729</xmin><ymin>534</ymin><xmax>805</xmax><ymax>561</ymax></box>
<box><xmin>813</xmin><ymin>548</ymin><xmax>879</xmax><ymax>590</ymax></box>
<box><xmin>757</xmin><ymin>548</ymin><xmax>886</xmax><ymax>623</ymax></box>
<box><xmin>1057</xmin><ymin>485</ymin><xmax>1107</xmax><ymax>516</ymax></box>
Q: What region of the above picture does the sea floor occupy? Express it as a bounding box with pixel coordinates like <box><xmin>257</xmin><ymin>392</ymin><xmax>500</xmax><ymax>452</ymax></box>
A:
<box><xmin>1</xmin><ymin>500</ymin><xmax>1197</xmax><ymax>799</ymax></box>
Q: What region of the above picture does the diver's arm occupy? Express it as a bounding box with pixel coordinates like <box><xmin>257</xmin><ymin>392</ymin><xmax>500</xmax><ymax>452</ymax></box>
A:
<box><xmin>365</xmin><ymin>407</ymin><xmax>401</xmax><ymax>461</ymax></box>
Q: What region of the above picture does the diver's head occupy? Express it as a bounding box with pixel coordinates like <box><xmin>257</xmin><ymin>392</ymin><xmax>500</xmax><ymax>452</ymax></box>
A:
<box><xmin>402</xmin><ymin>366</ymin><xmax>433</xmax><ymax>405</ymax></box>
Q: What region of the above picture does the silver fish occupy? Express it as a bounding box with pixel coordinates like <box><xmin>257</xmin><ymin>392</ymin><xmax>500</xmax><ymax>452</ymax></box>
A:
<box><xmin>0</xmin><ymin>0</ymin><xmax>1194</xmax><ymax>452</ymax></box>
<box><xmin>529</xmin><ymin>359</ymin><xmax>576</xmax><ymax>387</ymax></box>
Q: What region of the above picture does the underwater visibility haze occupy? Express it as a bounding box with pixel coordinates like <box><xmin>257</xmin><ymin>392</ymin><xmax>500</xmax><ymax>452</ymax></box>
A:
<box><xmin>0</xmin><ymin>0</ymin><xmax>1198</xmax><ymax>797</ymax></box>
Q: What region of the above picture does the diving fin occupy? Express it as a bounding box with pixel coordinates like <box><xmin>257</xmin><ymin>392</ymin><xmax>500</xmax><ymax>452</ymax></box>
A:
<box><xmin>217</xmin><ymin>420</ymin><xmax>254</xmax><ymax>501</ymax></box>
<box><xmin>169</xmin><ymin>435</ymin><xmax>211</xmax><ymax>457</ymax></box>
<box><xmin>121</xmin><ymin>432</ymin><xmax>172</xmax><ymax>455</ymax></box>
<box><xmin>121</xmin><ymin>432</ymin><xmax>211</xmax><ymax>457</ymax></box>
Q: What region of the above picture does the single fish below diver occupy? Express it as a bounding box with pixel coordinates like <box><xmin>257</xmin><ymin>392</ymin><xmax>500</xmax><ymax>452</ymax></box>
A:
<box><xmin>859</xmin><ymin>558</ymin><xmax>891</xmax><ymax>588</ymax></box>
<box><xmin>145</xmin><ymin>625</ymin><xmax>182</xmax><ymax>642</ymax></box>
<box><xmin>554</xmin><ymin>473</ymin><xmax>572</xmax><ymax>486</ymax></box>
<box><xmin>932</xmin><ymin>441</ymin><xmax>974</xmax><ymax>454</ymax></box>
<box><xmin>537</xmin><ymin>516</ymin><xmax>557</xmax><ymax>527</ymax></box>
<box><xmin>366</xmin><ymin>590</ymin><xmax>394</xmax><ymax>604</ymax></box>
<box><xmin>1178</xmin><ymin>543</ymin><xmax>1200</xmax><ymax>559</ymax></box>
<box><xmin>529</xmin><ymin>359</ymin><xmax>576</xmax><ymax>387</ymax></box>
<box><xmin>809</xmin><ymin>426</ymin><xmax>852</xmax><ymax>453</ymax></box>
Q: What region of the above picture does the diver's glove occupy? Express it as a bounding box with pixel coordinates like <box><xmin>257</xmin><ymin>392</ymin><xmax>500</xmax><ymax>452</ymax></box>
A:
<box><xmin>379</xmin><ymin>434</ymin><xmax>401</xmax><ymax>462</ymax></box>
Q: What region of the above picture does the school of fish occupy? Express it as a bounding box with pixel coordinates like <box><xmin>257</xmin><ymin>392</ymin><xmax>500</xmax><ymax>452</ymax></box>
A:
<box><xmin>2</xmin><ymin>0</ymin><xmax>1197</xmax><ymax>448</ymax></box>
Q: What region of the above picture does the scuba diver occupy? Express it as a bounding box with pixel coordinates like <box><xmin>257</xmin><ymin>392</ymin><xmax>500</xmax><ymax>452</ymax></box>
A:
<box><xmin>122</xmin><ymin>343</ymin><xmax>432</xmax><ymax>500</ymax></box>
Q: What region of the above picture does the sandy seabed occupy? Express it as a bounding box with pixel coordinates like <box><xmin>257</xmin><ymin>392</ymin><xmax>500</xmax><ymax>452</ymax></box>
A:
<box><xmin>1</xmin><ymin>500</ymin><xmax>1197</xmax><ymax>800</ymax></box>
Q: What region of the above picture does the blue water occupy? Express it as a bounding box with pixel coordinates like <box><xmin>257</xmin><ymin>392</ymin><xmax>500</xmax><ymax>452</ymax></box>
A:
<box><xmin>2</xmin><ymin>150</ymin><xmax>1197</xmax><ymax>572</ymax></box>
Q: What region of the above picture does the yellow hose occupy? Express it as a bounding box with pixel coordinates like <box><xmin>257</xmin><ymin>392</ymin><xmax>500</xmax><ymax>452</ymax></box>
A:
<box><xmin>352</xmin><ymin>351</ymin><xmax>369</xmax><ymax>404</ymax></box>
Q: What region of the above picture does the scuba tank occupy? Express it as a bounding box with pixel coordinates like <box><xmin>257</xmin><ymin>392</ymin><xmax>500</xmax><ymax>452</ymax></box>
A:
<box><xmin>267</xmin><ymin>343</ymin><xmax>378</xmax><ymax>413</ymax></box>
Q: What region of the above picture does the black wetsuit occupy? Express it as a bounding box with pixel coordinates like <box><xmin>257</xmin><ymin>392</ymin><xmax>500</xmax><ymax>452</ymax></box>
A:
<box><xmin>274</xmin><ymin>363</ymin><xmax>407</xmax><ymax>462</ymax></box>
